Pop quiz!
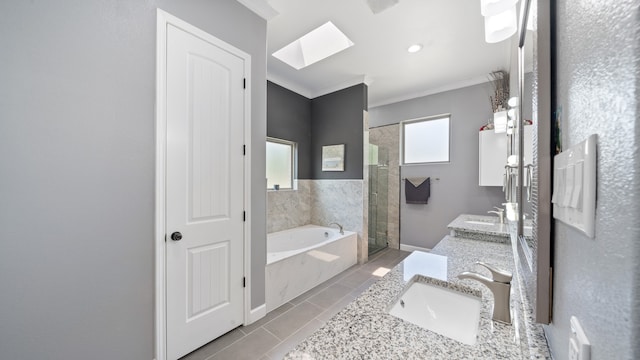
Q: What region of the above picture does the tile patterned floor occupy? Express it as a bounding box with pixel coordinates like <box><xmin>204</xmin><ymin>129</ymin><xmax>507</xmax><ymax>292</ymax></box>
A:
<box><xmin>179</xmin><ymin>248</ymin><xmax>411</xmax><ymax>360</ymax></box>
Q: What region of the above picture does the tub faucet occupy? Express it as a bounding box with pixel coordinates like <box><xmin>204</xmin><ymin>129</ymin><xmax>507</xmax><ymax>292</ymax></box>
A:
<box><xmin>488</xmin><ymin>207</ymin><xmax>505</xmax><ymax>224</ymax></box>
<box><xmin>457</xmin><ymin>262</ymin><xmax>512</xmax><ymax>324</ymax></box>
<box><xmin>329</xmin><ymin>222</ymin><xmax>344</xmax><ymax>235</ymax></box>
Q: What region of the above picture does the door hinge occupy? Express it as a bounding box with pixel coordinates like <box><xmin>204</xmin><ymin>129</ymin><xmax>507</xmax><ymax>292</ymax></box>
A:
<box><xmin>243</xmin><ymin>211</ymin><xmax>246</xmax><ymax>222</ymax></box>
<box><xmin>243</xmin><ymin>144</ymin><xmax>246</xmax><ymax>155</ymax></box>
<box><xmin>243</xmin><ymin>78</ymin><xmax>246</xmax><ymax>89</ymax></box>
<box><xmin>243</xmin><ymin>277</ymin><xmax>246</xmax><ymax>288</ymax></box>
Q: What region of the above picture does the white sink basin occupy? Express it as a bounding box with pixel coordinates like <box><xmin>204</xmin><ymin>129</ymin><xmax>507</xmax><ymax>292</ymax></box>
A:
<box><xmin>388</xmin><ymin>278</ymin><xmax>482</xmax><ymax>345</ymax></box>
<box><xmin>465</xmin><ymin>220</ymin><xmax>495</xmax><ymax>226</ymax></box>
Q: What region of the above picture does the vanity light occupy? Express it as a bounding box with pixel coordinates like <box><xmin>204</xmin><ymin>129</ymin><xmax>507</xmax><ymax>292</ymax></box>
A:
<box><xmin>494</xmin><ymin>110</ymin><xmax>508</xmax><ymax>134</ymax></box>
<box><xmin>507</xmin><ymin>109</ymin><xmax>516</xmax><ymax>119</ymax></box>
<box><xmin>508</xmin><ymin>96</ymin><xmax>518</xmax><ymax>107</ymax></box>
<box><xmin>480</xmin><ymin>0</ymin><xmax>518</xmax><ymax>16</ymax></box>
<box><xmin>407</xmin><ymin>44</ymin><xmax>423</xmax><ymax>53</ymax></box>
<box><xmin>483</xmin><ymin>5</ymin><xmax>517</xmax><ymax>43</ymax></box>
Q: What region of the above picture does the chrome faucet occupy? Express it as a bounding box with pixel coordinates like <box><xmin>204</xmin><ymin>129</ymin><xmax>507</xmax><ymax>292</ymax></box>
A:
<box><xmin>457</xmin><ymin>262</ymin><xmax>512</xmax><ymax>324</ymax></box>
<box><xmin>487</xmin><ymin>207</ymin><xmax>505</xmax><ymax>224</ymax></box>
<box><xmin>329</xmin><ymin>222</ymin><xmax>344</xmax><ymax>235</ymax></box>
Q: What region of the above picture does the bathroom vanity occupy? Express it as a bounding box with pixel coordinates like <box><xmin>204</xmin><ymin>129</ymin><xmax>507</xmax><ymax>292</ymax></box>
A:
<box><xmin>284</xmin><ymin>232</ymin><xmax>550</xmax><ymax>359</ymax></box>
<box><xmin>447</xmin><ymin>214</ymin><xmax>533</xmax><ymax>243</ymax></box>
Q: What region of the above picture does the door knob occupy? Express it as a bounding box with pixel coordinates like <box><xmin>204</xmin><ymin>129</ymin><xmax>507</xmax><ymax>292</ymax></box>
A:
<box><xmin>170</xmin><ymin>232</ymin><xmax>183</xmax><ymax>241</ymax></box>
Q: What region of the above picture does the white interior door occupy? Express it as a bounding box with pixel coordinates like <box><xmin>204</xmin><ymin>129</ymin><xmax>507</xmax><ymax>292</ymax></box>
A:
<box><xmin>165</xmin><ymin>23</ymin><xmax>245</xmax><ymax>360</ymax></box>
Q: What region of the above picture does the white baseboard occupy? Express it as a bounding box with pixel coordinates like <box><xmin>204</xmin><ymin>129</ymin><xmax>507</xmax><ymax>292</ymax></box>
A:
<box><xmin>400</xmin><ymin>244</ymin><xmax>431</xmax><ymax>253</ymax></box>
<box><xmin>246</xmin><ymin>304</ymin><xmax>266</xmax><ymax>325</ymax></box>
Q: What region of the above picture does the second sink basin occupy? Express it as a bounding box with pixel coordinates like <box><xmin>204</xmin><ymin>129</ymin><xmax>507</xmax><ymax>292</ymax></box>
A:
<box><xmin>388</xmin><ymin>276</ymin><xmax>482</xmax><ymax>345</ymax></box>
<box><xmin>465</xmin><ymin>220</ymin><xmax>495</xmax><ymax>226</ymax></box>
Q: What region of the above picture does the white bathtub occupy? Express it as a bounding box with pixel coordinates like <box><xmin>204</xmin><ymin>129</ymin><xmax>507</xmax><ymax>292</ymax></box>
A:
<box><xmin>265</xmin><ymin>224</ymin><xmax>357</xmax><ymax>312</ymax></box>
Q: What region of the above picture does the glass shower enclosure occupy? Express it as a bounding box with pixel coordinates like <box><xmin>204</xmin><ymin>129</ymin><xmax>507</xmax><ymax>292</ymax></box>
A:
<box><xmin>368</xmin><ymin>144</ymin><xmax>389</xmax><ymax>255</ymax></box>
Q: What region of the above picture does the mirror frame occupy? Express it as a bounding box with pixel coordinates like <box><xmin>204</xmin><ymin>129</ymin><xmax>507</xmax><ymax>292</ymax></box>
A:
<box><xmin>513</xmin><ymin>0</ymin><xmax>553</xmax><ymax>324</ymax></box>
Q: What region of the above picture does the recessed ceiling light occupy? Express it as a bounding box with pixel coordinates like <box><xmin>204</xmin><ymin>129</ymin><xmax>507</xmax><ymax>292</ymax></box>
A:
<box><xmin>407</xmin><ymin>44</ymin><xmax>423</xmax><ymax>53</ymax></box>
<box><xmin>272</xmin><ymin>21</ymin><xmax>354</xmax><ymax>70</ymax></box>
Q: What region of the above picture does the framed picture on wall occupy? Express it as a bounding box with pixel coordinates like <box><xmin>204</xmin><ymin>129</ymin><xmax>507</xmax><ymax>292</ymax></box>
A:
<box><xmin>322</xmin><ymin>144</ymin><xmax>345</xmax><ymax>171</ymax></box>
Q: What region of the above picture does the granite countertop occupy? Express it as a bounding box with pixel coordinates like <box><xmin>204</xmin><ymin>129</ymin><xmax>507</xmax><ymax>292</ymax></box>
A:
<box><xmin>284</xmin><ymin>236</ymin><xmax>550</xmax><ymax>359</ymax></box>
<box><xmin>448</xmin><ymin>214</ymin><xmax>533</xmax><ymax>243</ymax></box>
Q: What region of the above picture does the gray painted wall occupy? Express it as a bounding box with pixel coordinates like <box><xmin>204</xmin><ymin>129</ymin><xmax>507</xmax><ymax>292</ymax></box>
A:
<box><xmin>0</xmin><ymin>1</ymin><xmax>266</xmax><ymax>359</ymax></box>
<box><xmin>544</xmin><ymin>1</ymin><xmax>640</xmax><ymax>359</ymax></box>
<box><xmin>311</xmin><ymin>84</ymin><xmax>367</xmax><ymax>179</ymax></box>
<box><xmin>369</xmin><ymin>82</ymin><xmax>505</xmax><ymax>249</ymax></box>
<box><xmin>267</xmin><ymin>81</ymin><xmax>312</xmax><ymax>179</ymax></box>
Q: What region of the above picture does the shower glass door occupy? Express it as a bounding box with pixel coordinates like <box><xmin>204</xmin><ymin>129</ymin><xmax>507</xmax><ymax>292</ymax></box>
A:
<box><xmin>368</xmin><ymin>144</ymin><xmax>389</xmax><ymax>255</ymax></box>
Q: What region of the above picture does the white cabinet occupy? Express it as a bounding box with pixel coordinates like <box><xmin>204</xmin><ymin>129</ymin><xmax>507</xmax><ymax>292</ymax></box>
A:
<box><xmin>478</xmin><ymin>126</ymin><xmax>533</xmax><ymax>187</ymax></box>
<box><xmin>479</xmin><ymin>130</ymin><xmax>507</xmax><ymax>186</ymax></box>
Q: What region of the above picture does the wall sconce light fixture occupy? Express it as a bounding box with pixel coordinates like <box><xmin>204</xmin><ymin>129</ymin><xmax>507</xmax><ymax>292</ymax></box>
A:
<box><xmin>481</xmin><ymin>0</ymin><xmax>518</xmax><ymax>43</ymax></box>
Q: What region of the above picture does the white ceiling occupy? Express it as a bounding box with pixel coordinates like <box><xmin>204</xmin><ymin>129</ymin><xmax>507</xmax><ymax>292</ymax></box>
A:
<box><xmin>260</xmin><ymin>0</ymin><xmax>512</xmax><ymax>108</ymax></box>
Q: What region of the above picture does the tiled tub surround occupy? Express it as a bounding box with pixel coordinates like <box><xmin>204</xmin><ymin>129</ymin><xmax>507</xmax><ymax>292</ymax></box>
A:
<box><xmin>447</xmin><ymin>214</ymin><xmax>533</xmax><ymax>243</ymax></box>
<box><xmin>265</xmin><ymin>225</ymin><xmax>357</xmax><ymax>312</ymax></box>
<box><xmin>267</xmin><ymin>180</ymin><xmax>312</xmax><ymax>234</ymax></box>
<box><xmin>284</xmin><ymin>236</ymin><xmax>551</xmax><ymax>359</ymax></box>
<box><xmin>310</xmin><ymin>180</ymin><xmax>366</xmax><ymax>263</ymax></box>
<box><xmin>267</xmin><ymin>179</ymin><xmax>366</xmax><ymax>262</ymax></box>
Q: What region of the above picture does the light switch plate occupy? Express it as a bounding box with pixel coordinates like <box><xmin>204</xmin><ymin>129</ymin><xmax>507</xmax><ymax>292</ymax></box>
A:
<box><xmin>569</xmin><ymin>316</ymin><xmax>590</xmax><ymax>360</ymax></box>
<box><xmin>552</xmin><ymin>134</ymin><xmax>597</xmax><ymax>237</ymax></box>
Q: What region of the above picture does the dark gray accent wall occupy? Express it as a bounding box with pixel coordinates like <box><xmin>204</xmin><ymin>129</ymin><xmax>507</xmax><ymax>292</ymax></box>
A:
<box><xmin>267</xmin><ymin>81</ymin><xmax>312</xmax><ymax>179</ymax></box>
<box><xmin>544</xmin><ymin>1</ymin><xmax>640</xmax><ymax>359</ymax></box>
<box><xmin>0</xmin><ymin>1</ymin><xmax>266</xmax><ymax>359</ymax></box>
<box><xmin>311</xmin><ymin>84</ymin><xmax>367</xmax><ymax>179</ymax></box>
<box><xmin>369</xmin><ymin>82</ymin><xmax>505</xmax><ymax>249</ymax></box>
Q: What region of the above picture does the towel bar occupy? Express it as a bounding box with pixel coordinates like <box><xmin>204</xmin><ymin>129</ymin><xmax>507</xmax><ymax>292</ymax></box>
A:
<box><xmin>402</xmin><ymin>177</ymin><xmax>440</xmax><ymax>181</ymax></box>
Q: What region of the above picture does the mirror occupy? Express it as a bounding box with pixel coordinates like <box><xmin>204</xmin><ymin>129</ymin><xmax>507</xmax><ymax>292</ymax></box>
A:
<box><xmin>510</xmin><ymin>0</ymin><xmax>552</xmax><ymax>324</ymax></box>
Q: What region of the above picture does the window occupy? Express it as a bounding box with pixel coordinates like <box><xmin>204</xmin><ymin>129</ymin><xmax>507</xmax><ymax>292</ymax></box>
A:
<box><xmin>266</xmin><ymin>138</ymin><xmax>296</xmax><ymax>189</ymax></box>
<box><xmin>401</xmin><ymin>115</ymin><xmax>450</xmax><ymax>165</ymax></box>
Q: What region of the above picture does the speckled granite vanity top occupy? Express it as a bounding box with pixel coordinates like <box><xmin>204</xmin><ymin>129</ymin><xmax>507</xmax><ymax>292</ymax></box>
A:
<box><xmin>284</xmin><ymin>236</ymin><xmax>550</xmax><ymax>359</ymax></box>
<box><xmin>448</xmin><ymin>214</ymin><xmax>533</xmax><ymax>243</ymax></box>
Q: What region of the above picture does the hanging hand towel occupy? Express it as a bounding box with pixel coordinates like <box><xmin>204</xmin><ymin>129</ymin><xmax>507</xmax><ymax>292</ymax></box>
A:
<box><xmin>405</xmin><ymin>177</ymin><xmax>430</xmax><ymax>204</ymax></box>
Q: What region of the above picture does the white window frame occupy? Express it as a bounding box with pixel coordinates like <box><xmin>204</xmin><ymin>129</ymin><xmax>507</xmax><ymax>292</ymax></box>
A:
<box><xmin>266</xmin><ymin>137</ymin><xmax>297</xmax><ymax>190</ymax></box>
<box><xmin>401</xmin><ymin>114</ymin><xmax>451</xmax><ymax>165</ymax></box>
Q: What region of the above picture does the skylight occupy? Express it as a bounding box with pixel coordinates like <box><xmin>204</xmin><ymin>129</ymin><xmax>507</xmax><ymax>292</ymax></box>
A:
<box><xmin>272</xmin><ymin>21</ymin><xmax>354</xmax><ymax>70</ymax></box>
